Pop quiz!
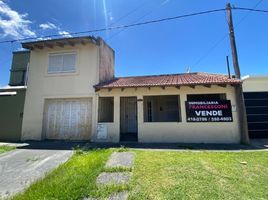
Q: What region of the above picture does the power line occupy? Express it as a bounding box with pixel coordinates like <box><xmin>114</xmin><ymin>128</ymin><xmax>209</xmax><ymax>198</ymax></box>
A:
<box><xmin>192</xmin><ymin>0</ymin><xmax>266</xmax><ymax>68</ymax></box>
<box><xmin>104</xmin><ymin>0</ymin><xmax>149</xmax><ymax>41</ymax></box>
<box><xmin>0</xmin><ymin>6</ymin><xmax>267</xmax><ymax>45</ymax></box>
<box><xmin>233</xmin><ymin>0</ymin><xmax>264</xmax><ymax>27</ymax></box>
<box><xmin>0</xmin><ymin>8</ymin><xmax>226</xmax><ymax>45</ymax></box>
<box><xmin>233</xmin><ymin>7</ymin><xmax>268</xmax><ymax>13</ymax></box>
<box><xmin>107</xmin><ymin>0</ymin><xmax>171</xmax><ymax>41</ymax></box>
<box><xmin>105</xmin><ymin>0</ymin><xmax>154</xmax><ymax>41</ymax></box>
<box><xmin>110</xmin><ymin>1</ymin><xmax>149</xmax><ymax>25</ymax></box>
<box><xmin>193</xmin><ymin>34</ymin><xmax>229</xmax><ymax>67</ymax></box>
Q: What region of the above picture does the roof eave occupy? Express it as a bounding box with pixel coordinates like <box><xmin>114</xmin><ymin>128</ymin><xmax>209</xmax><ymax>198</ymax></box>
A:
<box><xmin>95</xmin><ymin>81</ymin><xmax>241</xmax><ymax>90</ymax></box>
<box><xmin>22</xmin><ymin>36</ymin><xmax>99</xmax><ymax>50</ymax></box>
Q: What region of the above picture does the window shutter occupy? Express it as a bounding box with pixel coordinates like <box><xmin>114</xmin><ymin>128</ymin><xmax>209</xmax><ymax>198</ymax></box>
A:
<box><xmin>48</xmin><ymin>55</ymin><xmax>63</xmax><ymax>73</ymax></box>
<box><xmin>48</xmin><ymin>53</ymin><xmax>76</xmax><ymax>73</ymax></box>
<box><xmin>63</xmin><ymin>54</ymin><xmax>76</xmax><ymax>72</ymax></box>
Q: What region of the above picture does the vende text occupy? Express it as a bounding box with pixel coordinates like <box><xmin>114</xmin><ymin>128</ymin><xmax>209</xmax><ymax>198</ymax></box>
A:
<box><xmin>195</xmin><ymin>110</ymin><xmax>223</xmax><ymax>116</ymax></box>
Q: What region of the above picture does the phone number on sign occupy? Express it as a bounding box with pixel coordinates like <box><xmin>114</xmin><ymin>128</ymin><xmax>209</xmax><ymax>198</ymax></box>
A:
<box><xmin>187</xmin><ymin>117</ymin><xmax>232</xmax><ymax>122</ymax></box>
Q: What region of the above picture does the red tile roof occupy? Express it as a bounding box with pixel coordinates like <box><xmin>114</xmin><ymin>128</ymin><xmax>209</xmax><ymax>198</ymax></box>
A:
<box><xmin>94</xmin><ymin>72</ymin><xmax>241</xmax><ymax>89</ymax></box>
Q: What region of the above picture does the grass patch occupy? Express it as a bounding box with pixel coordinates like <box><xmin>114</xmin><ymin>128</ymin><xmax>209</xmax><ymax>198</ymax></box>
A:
<box><xmin>10</xmin><ymin>148</ymin><xmax>268</xmax><ymax>200</ymax></box>
<box><xmin>129</xmin><ymin>151</ymin><xmax>268</xmax><ymax>200</ymax></box>
<box><xmin>115</xmin><ymin>145</ymin><xmax>130</xmax><ymax>152</ymax></box>
<box><xmin>90</xmin><ymin>184</ymin><xmax>130</xmax><ymax>198</ymax></box>
<box><xmin>0</xmin><ymin>145</ymin><xmax>15</xmax><ymax>154</ymax></box>
<box><xmin>72</xmin><ymin>145</ymin><xmax>90</xmax><ymax>155</ymax></box>
<box><xmin>103</xmin><ymin>166</ymin><xmax>132</xmax><ymax>173</ymax></box>
<box><xmin>12</xmin><ymin>148</ymin><xmax>117</xmax><ymax>200</ymax></box>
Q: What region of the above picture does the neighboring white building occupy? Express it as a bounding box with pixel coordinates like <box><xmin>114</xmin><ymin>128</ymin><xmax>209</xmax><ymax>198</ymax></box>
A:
<box><xmin>242</xmin><ymin>75</ymin><xmax>268</xmax><ymax>92</ymax></box>
<box><xmin>242</xmin><ymin>75</ymin><xmax>268</xmax><ymax>138</ymax></box>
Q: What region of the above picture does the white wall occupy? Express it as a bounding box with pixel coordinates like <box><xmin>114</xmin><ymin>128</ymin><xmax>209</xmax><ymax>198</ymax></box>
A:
<box><xmin>243</xmin><ymin>76</ymin><xmax>268</xmax><ymax>92</ymax></box>
<box><xmin>98</xmin><ymin>39</ymin><xmax>115</xmax><ymax>82</ymax></box>
<box><xmin>95</xmin><ymin>85</ymin><xmax>240</xmax><ymax>143</ymax></box>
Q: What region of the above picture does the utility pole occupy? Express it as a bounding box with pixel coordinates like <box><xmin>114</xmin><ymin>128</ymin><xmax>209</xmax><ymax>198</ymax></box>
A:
<box><xmin>226</xmin><ymin>56</ymin><xmax>231</xmax><ymax>79</ymax></box>
<box><xmin>226</xmin><ymin>3</ymin><xmax>250</xmax><ymax>144</ymax></box>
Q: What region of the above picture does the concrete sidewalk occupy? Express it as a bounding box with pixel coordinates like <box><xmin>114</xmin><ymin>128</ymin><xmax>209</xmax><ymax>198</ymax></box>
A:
<box><xmin>0</xmin><ymin>148</ymin><xmax>73</xmax><ymax>198</ymax></box>
<box><xmin>1</xmin><ymin>139</ymin><xmax>267</xmax><ymax>153</ymax></box>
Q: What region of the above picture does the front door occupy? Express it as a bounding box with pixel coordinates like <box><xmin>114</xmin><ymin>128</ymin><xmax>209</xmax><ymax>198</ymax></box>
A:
<box><xmin>120</xmin><ymin>97</ymin><xmax>138</xmax><ymax>141</ymax></box>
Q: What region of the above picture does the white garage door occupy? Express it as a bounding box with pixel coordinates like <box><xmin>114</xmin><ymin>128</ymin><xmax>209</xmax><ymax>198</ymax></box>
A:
<box><xmin>43</xmin><ymin>98</ymin><xmax>92</xmax><ymax>140</ymax></box>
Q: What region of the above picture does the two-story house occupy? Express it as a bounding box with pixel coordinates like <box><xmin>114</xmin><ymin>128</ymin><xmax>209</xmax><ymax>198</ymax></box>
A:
<box><xmin>21</xmin><ymin>36</ymin><xmax>114</xmax><ymax>141</ymax></box>
<box><xmin>17</xmin><ymin>35</ymin><xmax>245</xmax><ymax>144</ymax></box>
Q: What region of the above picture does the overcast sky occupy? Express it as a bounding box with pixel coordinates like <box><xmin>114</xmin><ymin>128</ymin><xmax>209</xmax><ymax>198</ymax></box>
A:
<box><xmin>0</xmin><ymin>0</ymin><xmax>267</xmax><ymax>86</ymax></box>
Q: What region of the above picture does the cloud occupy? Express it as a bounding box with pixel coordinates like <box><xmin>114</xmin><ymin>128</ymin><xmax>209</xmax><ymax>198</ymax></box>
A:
<box><xmin>15</xmin><ymin>47</ymin><xmax>27</xmax><ymax>51</ymax></box>
<box><xmin>58</xmin><ymin>30</ymin><xmax>72</xmax><ymax>37</ymax></box>
<box><xmin>108</xmin><ymin>12</ymin><xmax>113</xmax><ymax>22</ymax></box>
<box><xmin>39</xmin><ymin>22</ymin><xmax>57</xmax><ymax>30</ymax></box>
<box><xmin>0</xmin><ymin>0</ymin><xmax>35</xmax><ymax>39</ymax></box>
<box><xmin>35</xmin><ymin>36</ymin><xmax>52</xmax><ymax>41</ymax></box>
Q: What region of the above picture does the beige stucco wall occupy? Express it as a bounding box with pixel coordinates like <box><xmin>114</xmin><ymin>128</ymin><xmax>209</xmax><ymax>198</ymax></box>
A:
<box><xmin>21</xmin><ymin>44</ymin><xmax>99</xmax><ymax>140</ymax></box>
<box><xmin>95</xmin><ymin>85</ymin><xmax>240</xmax><ymax>143</ymax></box>
<box><xmin>242</xmin><ymin>76</ymin><xmax>268</xmax><ymax>92</ymax></box>
<box><xmin>98</xmin><ymin>39</ymin><xmax>115</xmax><ymax>82</ymax></box>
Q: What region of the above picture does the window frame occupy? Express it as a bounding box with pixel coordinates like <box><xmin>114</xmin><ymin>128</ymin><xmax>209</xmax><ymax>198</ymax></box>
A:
<box><xmin>98</xmin><ymin>97</ymin><xmax>114</xmax><ymax>123</ymax></box>
<box><xmin>143</xmin><ymin>95</ymin><xmax>181</xmax><ymax>123</ymax></box>
<box><xmin>47</xmin><ymin>51</ymin><xmax>77</xmax><ymax>74</ymax></box>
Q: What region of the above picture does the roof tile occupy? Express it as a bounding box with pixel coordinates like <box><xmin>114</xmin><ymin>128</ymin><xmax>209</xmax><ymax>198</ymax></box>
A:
<box><xmin>95</xmin><ymin>72</ymin><xmax>241</xmax><ymax>89</ymax></box>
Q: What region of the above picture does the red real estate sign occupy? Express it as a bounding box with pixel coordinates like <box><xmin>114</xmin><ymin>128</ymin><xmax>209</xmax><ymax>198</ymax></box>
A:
<box><xmin>185</xmin><ymin>100</ymin><xmax>233</xmax><ymax>122</ymax></box>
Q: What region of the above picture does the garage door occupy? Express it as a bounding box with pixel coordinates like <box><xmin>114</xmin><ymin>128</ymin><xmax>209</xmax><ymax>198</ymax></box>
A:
<box><xmin>43</xmin><ymin>98</ymin><xmax>92</xmax><ymax>140</ymax></box>
<box><xmin>244</xmin><ymin>92</ymin><xmax>268</xmax><ymax>138</ymax></box>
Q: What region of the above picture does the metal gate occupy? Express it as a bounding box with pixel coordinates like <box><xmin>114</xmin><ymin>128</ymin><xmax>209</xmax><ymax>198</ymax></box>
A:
<box><xmin>244</xmin><ymin>92</ymin><xmax>268</xmax><ymax>138</ymax></box>
<box><xmin>43</xmin><ymin>98</ymin><xmax>92</xmax><ymax>140</ymax></box>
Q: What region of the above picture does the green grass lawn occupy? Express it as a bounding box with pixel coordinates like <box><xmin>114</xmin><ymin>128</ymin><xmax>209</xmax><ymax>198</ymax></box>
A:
<box><xmin>129</xmin><ymin>151</ymin><xmax>268</xmax><ymax>200</ymax></box>
<box><xmin>12</xmin><ymin>149</ymin><xmax>117</xmax><ymax>200</ymax></box>
<box><xmin>0</xmin><ymin>145</ymin><xmax>15</xmax><ymax>154</ymax></box>
<box><xmin>12</xmin><ymin>149</ymin><xmax>268</xmax><ymax>200</ymax></box>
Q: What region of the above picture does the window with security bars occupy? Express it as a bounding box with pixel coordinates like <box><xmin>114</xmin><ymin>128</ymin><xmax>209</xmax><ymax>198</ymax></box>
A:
<box><xmin>48</xmin><ymin>52</ymin><xmax>76</xmax><ymax>73</ymax></box>
<box><xmin>144</xmin><ymin>95</ymin><xmax>181</xmax><ymax>122</ymax></box>
<box><xmin>98</xmin><ymin>97</ymin><xmax>114</xmax><ymax>122</ymax></box>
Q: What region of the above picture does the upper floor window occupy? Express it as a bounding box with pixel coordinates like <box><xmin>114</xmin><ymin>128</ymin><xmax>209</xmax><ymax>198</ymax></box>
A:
<box><xmin>48</xmin><ymin>52</ymin><xmax>76</xmax><ymax>73</ymax></box>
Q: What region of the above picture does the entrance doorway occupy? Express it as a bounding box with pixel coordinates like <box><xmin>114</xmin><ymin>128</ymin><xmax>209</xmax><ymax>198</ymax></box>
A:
<box><xmin>120</xmin><ymin>97</ymin><xmax>138</xmax><ymax>142</ymax></box>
